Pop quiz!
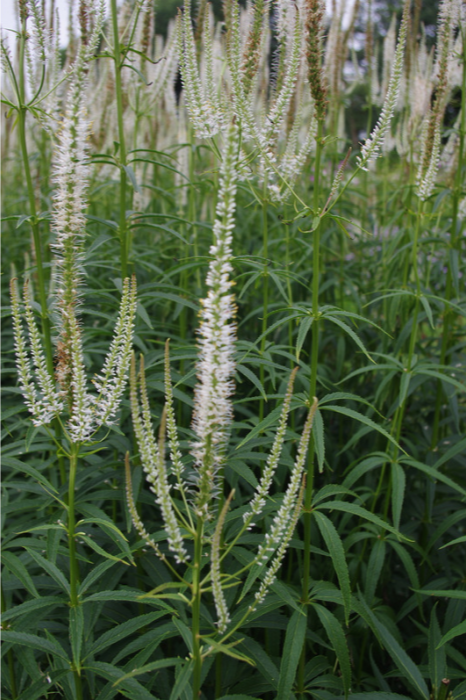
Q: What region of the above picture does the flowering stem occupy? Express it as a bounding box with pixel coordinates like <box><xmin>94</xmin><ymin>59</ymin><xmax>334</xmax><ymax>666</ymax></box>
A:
<box><xmin>431</xmin><ymin>26</ymin><xmax>466</xmax><ymax>449</ymax></box>
<box><xmin>259</xmin><ymin>184</ymin><xmax>269</xmax><ymax>422</ymax></box>
<box><xmin>17</xmin><ymin>20</ymin><xmax>53</xmax><ymax>376</ymax></box>
<box><xmin>68</xmin><ymin>445</ymin><xmax>83</xmax><ymax>699</ymax></box>
<box><xmin>110</xmin><ymin>0</ymin><xmax>129</xmax><ymax>279</ymax></box>
<box><xmin>68</xmin><ymin>447</ymin><xmax>80</xmax><ymax>608</ymax></box>
<box><xmin>192</xmin><ymin>517</ymin><xmax>204</xmax><ymax>700</ymax></box>
<box><xmin>298</xmin><ymin>118</ymin><xmax>324</xmax><ymax>692</ymax></box>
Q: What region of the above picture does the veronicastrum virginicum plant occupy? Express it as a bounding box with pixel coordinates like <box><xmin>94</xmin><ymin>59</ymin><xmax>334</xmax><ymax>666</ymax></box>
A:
<box><xmin>9</xmin><ymin>10</ymin><xmax>137</xmax><ymax>695</ymax></box>
<box><xmin>125</xmin><ymin>121</ymin><xmax>318</xmax><ymax>699</ymax></box>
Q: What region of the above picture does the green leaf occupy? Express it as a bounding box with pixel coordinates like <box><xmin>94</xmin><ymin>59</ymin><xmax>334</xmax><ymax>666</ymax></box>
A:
<box><xmin>320</xmin><ymin>406</ymin><xmax>404</xmax><ymax>454</ymax></box>
<box><xmin>428</xmin><ymin>606</ymin><xmax>446</xmax><ymax>691</ymax></box>
<box><xmin>437</xmin><ymin>619</ymin><xmax>466</xmax><ymax>648</ymax></box>
<box><xmin>276</xmin><ymin>607</ymin><xmax>307</xmax><ymax>699</ymax></box>
<box><xmin>433</xmin><ymin>437</ymin><xmax>466</xmax><ymax>470</ymax></box>
<box><xmin>79</xmin><ymin>534</ymin><xmax>131</xmax><ymax>565</ymax></box>
<box><xmin>172</xmin><ymin>616</ymin><xmax>193</xmax><ymax>653</ymax></box>
<box><xmin>419</xmin><ymin>296</ymin><xmax>434</xmax><ymax>329</ymax></box>
<box><xmin>239</xmin><ymin>635</ymin><xmax>279</xmax><ymax>689</ymax></box>
<box><xmin>236</xmin><ymin>404</ymin><xmax>283</xmax><ymax>449</ymax></box>
<box><xmin>24</xmin><ymin>547</ymin><xmax>70</xmax><ymax>595</ymax></box>
<box><xmin>364</xmin><ymin>539</ymin><xmax>386</xmax><ymax>605</ymax></box>
<box><xmin>1</xmin><ymin>630</ymin><xmax>70</xmax><ymax>661</ymax></box>
<box><xmin>87</xmin><ymin>611</ymin><xmax>167</xmax><ymax>658</ymax></box>
<box><xmin>386</xmin><ymin>540</ymin><xmax>423</xmax><ymax>610</ymax></box>
<box><xmin>83</xmin><ymin>589</ymin><xmax>174</xmax><ymax>613</ymax></box>
<box><xmin>415</xmin><ymin>590</ymin><xmax>466</xmax><ymax>601</ymax></box>
<box><xmin>314</xmin><ymin>409</ymin><xmax>325</xmax><ymax>473</ymax></box>
<box><xmin>204</xmin><ymin>637</ymin><xmax>255</xmax><ymax>665</ymax></box>
<box><xmin>123</xmin><ymin>164</ymin><xmax>141</xmax><ymax>193</ymax></box>
<box><xmin>314</xmin><ymin>512</ymin><xmax>351</xmax><ymax>625</ymax></box>
<box><xmin>2</xmin><ymin>456</ymin><xmax>57</xmax><ymax>493</ymax></box>
<box><xmin>85</xmin><ymin>661</ymin><xmax>161</xmax><ymax>700</ymax></box>
<box><xmin>169</xmin><ymin>659</ymin><xmax>194</xmax><ymax>700</ymax></box>
<box><xmin>400</xmin><ymin>458</ymin><xmax>466</xmax><ymax>498</ymax></box>
<box><xmin>15</xmin><ymin>670</ymin><xmax>71</xmax><ymax>700</ymax></box>
<box><xmin>313</xmin><ymin>603</ymin><xmax>351</xmax><ymax>697</ymax></box>
<box><xmin>357</xmin><ymin>594</ymin><xmax>429</xmax><ymax>699</ymax></box>
<box><xmin>296</xmin><ymin>316</ymin><xmax>313</xmax><ymax>360</ymax></box>
<box><xmin>70</xmin><ymin>605</ymin><xmax>84</xmax><ymax>670</ymax></box>
<box><xmin>324</xmin><ymin>314</ymin><xmax>373</xmax><ymax>362</ymax></box>
<box><xmin>237</xmin><ymin>364</ymin><xmax>267</xmax><ymax>401</ymax></box>
<box><xmin>391</xmin><ymin>463</ymin><xmax>405</xmax><ymax>531</ymax></box>
<box><xmin>1</xmin><ymin>595</ymin><xmax>64</xmax><ymax>622</ymax></box>
<box><xmin>78</xmin><ymin>560</ymin><xmax>119</xmax><ymax>595</ymax></box>
<box><xmin>440</xmin><ymin>536</ymin><xmax>466</xmax><ymax>549</ymax></box>
<box><xmin>1</xmin><ymin>551</ymin><xmax>39</xmax><ymax>597</ymax></box>
<box><xmin>315</xmin><ymin>501</ymin><xmax>408</xmax><ymax>540</ymax></box>
<box><xmin>113</xmin><ymin>658</ymin><xmax>181</xmax><ymax>685</ymax></box>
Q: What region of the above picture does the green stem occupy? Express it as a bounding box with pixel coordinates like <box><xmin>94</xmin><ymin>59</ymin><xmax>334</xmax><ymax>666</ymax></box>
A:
<box><xmin>259</xmin><ymin>187</ymin><xmax>269</xmax><ymax>423</ymax></box>
<box><xmin>110</xmin><ymin>0</ymin><xmax>128</xmax><ymax>279</ymax></box>
<box><xmin>192</xmin><ymin>517</ymin><xmax>204</xmax><ymax>699</ymax></box>
<box><xmin>431</xmin><ymin>26</ymin><xmax>466</xmax><ymax>449</ymax></box>
<box><xmin>68</xmin><ymin>446</ymin><xmax>83</xmax><ymax>700</ymax></box>
<box><xmin>68</xmin><ymin>448</ymin><xmax>80</xmax><ymax>606</ymax></box>
<box><xmin>298</xmin><ymin>119</ymin><xmax>324</xmax><ymax>694</ymax></box>
<box><xmin>18</xmin><ymin>20</ymin><xmax>53</xmax><ymax>375</ymax></box>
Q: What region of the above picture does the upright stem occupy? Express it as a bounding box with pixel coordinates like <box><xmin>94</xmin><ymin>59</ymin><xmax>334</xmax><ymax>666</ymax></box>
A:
<box><xmin>259</xmin><ymin>185</ymin><xmax>269</xmax><ymax>423</ymax></box>
<box><xmin>431</xmin><ymin>27</ymin><xmax>466</xmax><ymax>449</ymax></box>
<box><xmin>192</xmin><ymin>517</ymin><xmax>204</xmax><ymax>699</ymax></box>
<box><xmin>68</xmin><ymin>448</ymin><xmax>80</xmax><ymax>606</ymax></box>
<box><xmin>110</xmin><ymin>0</ymin><xmax>128</xmax><ymax>279</ymax></box>
<box><xmin>68</xmin><ymin>446</ymin><xmax>83</xmax><ymax>700</ymax></box>
<box><xmin>18</xmin><ymin>20</ymin><xmax>53</xmax><ymax>375</ymax></box>
<box><xmin>298</xmin><ymin>119</ymin><xmax>324</xmax><ymax>694</ymax></box>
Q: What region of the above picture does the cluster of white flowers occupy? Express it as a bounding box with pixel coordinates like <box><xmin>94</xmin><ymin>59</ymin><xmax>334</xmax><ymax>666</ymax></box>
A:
<box><xmin>130</xmin><ymin>355</ymin><xmax>189</xmax><ymax>564</ymax></box>
<box><xmin>357</xmin><ymin>0</ymin><xmax>410</xmax><ymax>170</ymax></box>
<box><xmin>243</xmin><ymin>368</ymin><xmax>299</xmax><ymax>521</ymax></box>
<box><xmin>177</xmin><ymin>0</ymin><xmax>224</xmax><ymax>139</ymax></box>
<box><xmin>190</xmin><ymin>121</ymin><xmax>239</xmax><ymax>517</ymax></box>
<box><xmin>11</xmin><ymin>1</ymin><xmax>137</xmax><ymax>445</ymax></box>
<box><xmin>211</xmin><ymin>491</ymin><xmax>235</xmax><ymax>632</ymax></box>
<box><xmin>252</xmin><ymin>478</ymin><xmax>305</xmax><ymax>609</ymax></box>
<box><xmin>254</xmin><ymin>397</ymin><xmax>318</xmax><ymax>567</ymax></box>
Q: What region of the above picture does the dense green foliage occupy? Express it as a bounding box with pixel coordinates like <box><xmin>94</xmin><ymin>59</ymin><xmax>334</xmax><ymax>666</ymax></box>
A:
<box><xmin>1</xmin><ymin>1</ymin><xmax>465</xmax><ymax>699</ymax></box>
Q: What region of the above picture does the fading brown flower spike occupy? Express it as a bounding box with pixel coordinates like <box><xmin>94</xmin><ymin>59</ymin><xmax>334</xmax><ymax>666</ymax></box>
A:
<box><xmin>305</xmin><ymin>0</ymin><xmax>327</xmax><ymax>121</ymax></box>
<box><xmin>241</xmin><ymin>0</ymin><xmax>267</xmax><ymax>96</ymax></box>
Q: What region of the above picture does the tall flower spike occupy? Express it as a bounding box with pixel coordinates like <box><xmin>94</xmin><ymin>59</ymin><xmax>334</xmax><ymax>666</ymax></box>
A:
<box><xmin>178</xmin><ymin>0</ymin><xmax>222</xmax><ymax>139</ymax></box>
<box><xmin>254</xmin><ymin>397</ymin><xmax>318</xmax><ymax>566</ymax></box>
<box><xmin>304</xmin><ymin>0</ymin><xmax>327</xmax><ymax>122</ymax></box>
<box><xmin>416</xmin><ymin>0</ymin><xmax>458</xmax><ymax>200</ymax></box>
<box><xmin>191</xmin><ymin>121</ymin><xmax>239</xmax><ymax>518</ymax></box>
<box><xmin>164</xmin><ymin>340</ymin><xmax>187</xmax><ymax>485</ymax></box>
<box><xmin>93</xmin><ymin>276</ymin><xmax>138</xmax><ymax>426</ymax></box>
<box><xmin>132</xmin><ymin>355</ymin><xmax>189</xmax><ymax>563</ymax></box>
<box><xmin>23</xmin><ymin>281</ymin><xmax>63</xmax><ymax>419</ymax></box>
<box><xmin>10</xmin><ymin>279</ymin><xmax>42</xmax><ymax>424</ymax></box>
<box><xmin>125</xmin><ymin>453</ymin><xmax>165</xmax><ymax>561</ymax></box>
<box><xmin>252</xmin><ymin>477</ymin><xmax>305</xmax><ymax>609</ymax></box>
<box><xmin>211</xmin><ymin>490</ymin><xmax>235</xmax><ymax>632</ymax></box>
<box><xmin>357</xmin><ymin>0</ymin><xmax>410</xmax><ymax>170</ymax></box>
<box><xmin>243</xmin><ymin>367</ymin><xmax>298</xmax><ymax>522</ymax></box>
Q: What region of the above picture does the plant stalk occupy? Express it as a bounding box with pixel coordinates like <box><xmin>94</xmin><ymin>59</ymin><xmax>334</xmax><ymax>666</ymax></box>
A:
<box><xmin>110</xmin><ymin>0</ymin><xmax>129</xmax><ymax>279</ymax></box>
<box><xmin>192</xmin><ymin>517</ymin><xmax>204</xmax><ymax>699</ymax></box>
